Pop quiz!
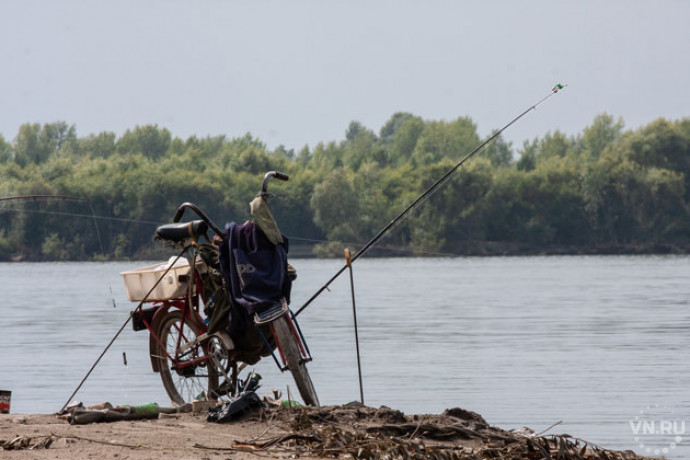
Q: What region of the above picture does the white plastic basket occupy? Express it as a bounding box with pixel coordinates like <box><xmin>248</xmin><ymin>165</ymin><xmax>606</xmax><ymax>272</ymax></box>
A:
<box><xmin>120</xmin><ymin>257</ymin><xmax>204</xmax><ymax>302</ymax></box>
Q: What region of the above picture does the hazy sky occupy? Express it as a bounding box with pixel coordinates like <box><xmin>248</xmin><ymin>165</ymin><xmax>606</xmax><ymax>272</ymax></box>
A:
<box><xmin>1</xmin><ymin>0</ymin><xmax>688</xmax><ymax>151</ymax></box>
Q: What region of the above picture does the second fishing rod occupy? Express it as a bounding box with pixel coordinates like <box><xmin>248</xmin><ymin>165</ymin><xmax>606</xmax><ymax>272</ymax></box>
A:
<box><xmin>295</xmin><ymin>83</ymin><xmax>567</xmax><ymax>317</ymax></box>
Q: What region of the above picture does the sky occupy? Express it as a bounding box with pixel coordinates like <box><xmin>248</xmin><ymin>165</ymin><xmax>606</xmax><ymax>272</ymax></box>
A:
<box><xmin>1</xmin><ymin>0</ymin><xmax>689</xmax><ymax>152</ymax></box>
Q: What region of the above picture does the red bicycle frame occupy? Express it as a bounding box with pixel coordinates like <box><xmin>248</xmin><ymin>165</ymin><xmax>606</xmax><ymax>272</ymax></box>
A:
<box><xmin>132</xmin><ymin>263</ymin><xmax>210</xmax><ymax>374</ymax></box>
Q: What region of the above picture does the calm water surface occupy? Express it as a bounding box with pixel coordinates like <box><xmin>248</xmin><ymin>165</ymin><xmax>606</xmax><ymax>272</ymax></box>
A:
<box><xmin>2</xmin><ymin>256</ymin><xmax>689</xmax><ymax>458</ymax></box>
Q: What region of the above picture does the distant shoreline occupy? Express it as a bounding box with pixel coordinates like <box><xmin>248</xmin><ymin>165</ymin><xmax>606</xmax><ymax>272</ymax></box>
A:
<box><xmin>5</xmin><ymin>241</ymin><xmax>690</xmax><ymax>262</ymax></box>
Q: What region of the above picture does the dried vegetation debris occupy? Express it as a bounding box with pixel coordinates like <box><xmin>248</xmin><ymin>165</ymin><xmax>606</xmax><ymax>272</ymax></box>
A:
<box><xmin>0</xmin><ymin>435</ymin><xmax>59</xmax><ymax>450</ymax></box>
<box><xmin>227</xmin><ymin>404</ymin><xmax>652</xmax><ymax>460</ymax></box>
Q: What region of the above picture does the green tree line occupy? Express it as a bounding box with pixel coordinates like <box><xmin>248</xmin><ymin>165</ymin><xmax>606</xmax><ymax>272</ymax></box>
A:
<box><xmin>1</xmin><ymin>113</ymin><xmax>689</xmax><ymax>261</ymax></box>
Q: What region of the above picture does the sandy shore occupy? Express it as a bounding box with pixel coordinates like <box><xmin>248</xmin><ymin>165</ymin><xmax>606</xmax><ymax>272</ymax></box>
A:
<box><xmin>1</xmin><ymin>404</ymin><xmax>653</xmax><ymax>459</ymax></box>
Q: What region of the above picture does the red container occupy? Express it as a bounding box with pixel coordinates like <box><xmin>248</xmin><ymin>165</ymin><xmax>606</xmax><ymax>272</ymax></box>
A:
<box><xmin>0</xmin><ymin>391</ymin><xmax>11</xmax><ymax>414</ymax></box>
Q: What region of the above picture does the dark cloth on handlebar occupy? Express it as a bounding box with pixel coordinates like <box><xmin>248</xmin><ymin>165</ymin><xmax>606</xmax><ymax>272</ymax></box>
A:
<box><xmin>198</xmin><ymin>241</ymin><xmax>273</xmax><ymax>364</ymax></box>
<box><xmin>218</xmin><ymin>220</ymin><xmax>292</xmax><ymax>317</ymax></box>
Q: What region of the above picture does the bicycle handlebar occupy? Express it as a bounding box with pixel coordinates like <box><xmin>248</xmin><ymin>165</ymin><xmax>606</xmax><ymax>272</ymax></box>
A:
<box><xmin>261</xmin><ymin>171</ymin><xmax>289</xmax><ymax>194</ymax></box>
<box><xmin>172</xmin><ymin>171</ymin><xmax>288</xmax><ymax>235</ymax></box>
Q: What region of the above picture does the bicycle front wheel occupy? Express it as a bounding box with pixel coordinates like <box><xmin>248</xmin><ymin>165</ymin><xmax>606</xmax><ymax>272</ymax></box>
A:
<box><xmin>272</xmin><ymin>315</ymin><xmax>319</xmax><ymax>407</ymax></box>
<box><xmin>154</xmin><ymin>310</ymin><xmax>219</xmax><ymax>405</ymax></box>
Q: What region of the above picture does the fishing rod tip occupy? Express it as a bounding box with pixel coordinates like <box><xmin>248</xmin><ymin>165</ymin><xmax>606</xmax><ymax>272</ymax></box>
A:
<box><xmin>552</xmin><ymin>83</ymin><xmax>567</xmax><ymax>93</ymax></box>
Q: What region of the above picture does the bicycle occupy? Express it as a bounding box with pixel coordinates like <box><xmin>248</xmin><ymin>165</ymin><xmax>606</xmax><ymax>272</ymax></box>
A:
<box><xmin>121</xmin><ymin>171</ymin><xmax>319</xmax><ymax>407</ymax></box>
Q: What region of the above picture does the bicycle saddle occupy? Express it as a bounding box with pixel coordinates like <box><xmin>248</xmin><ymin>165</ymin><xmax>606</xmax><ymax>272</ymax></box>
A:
<box><xmin>155</xmin><ymin>220</ymin><xmax>208</xmax><ymax>244</ymax></box>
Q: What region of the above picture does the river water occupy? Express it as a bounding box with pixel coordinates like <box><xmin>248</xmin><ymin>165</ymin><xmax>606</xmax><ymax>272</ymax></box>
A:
<box><xmin>2</xmin><ymin>256</ymin><xmax>689</xmax><ymax>458</ymax></box>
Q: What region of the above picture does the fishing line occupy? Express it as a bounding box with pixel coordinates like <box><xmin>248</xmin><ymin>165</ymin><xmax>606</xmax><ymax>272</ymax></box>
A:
<box><xmin>1</xmin><ymin>206</ymin><xmax>468</xmax><ymax>257</ymax></box>
<box><xmin>0</xmin><ymin>195</ymin><xmax>114</xmax><ymax>254</ymax></box>
<box><xmin>295</xmin><ymin>84</ymin><xmax>567</xmax><ymax>317</ymax></box>
<box><xmin>88</xmin><ymin>201</ymin><xmax>105</xmax><ymax>257</ymax></box>
<box><xmin>0</xmin><ymin>194</ymin><xmax>121</xmax><ymax>308</ymax></box>
<box><xmin>0</xmin><ymin>206</ymin><xmax>160</xmax><ymax>225</ymax></box>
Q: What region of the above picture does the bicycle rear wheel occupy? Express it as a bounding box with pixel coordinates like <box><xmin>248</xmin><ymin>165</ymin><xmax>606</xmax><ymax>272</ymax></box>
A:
<box><xmin>272</xmin><ymin>315</ymin><xmax>319</xmax><ymax>406</ymax></box>
<box><xmin>154</xmin><ymin>310</ymin><xmax>219</xmax><ymax>405</ymax></box>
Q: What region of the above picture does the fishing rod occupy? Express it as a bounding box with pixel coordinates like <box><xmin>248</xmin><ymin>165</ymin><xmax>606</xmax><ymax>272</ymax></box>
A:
<box><xmin>58</xmin><ymin>248</ymin><xmax>187</xmax><ymax>414</ymax></box>
<box><xmin>0</xmin><ymin>194</ymin><xmax>89</xmax><ymax>203</ymax></box>
<box><xmin>0</xmin><ymin>206</ymin><xmax>159</xmax><ymax>225</ymax></box>
<box><xmin>295</xmin><ymin>83</ymin><xmax>567</xmax><ymax>317</ymax></box>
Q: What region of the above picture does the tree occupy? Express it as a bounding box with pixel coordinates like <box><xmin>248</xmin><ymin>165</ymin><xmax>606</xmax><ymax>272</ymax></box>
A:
<box><xmin>382</xmin><ymin>114</ymin><xmax>424</xmax><ymax>166</ymax></box>
<box><xmin>535</xmin><ymin>130</ymin><xmax>572</xmax><ymax>164</ymax></box>
<box><xmin>380</xmin><ymin>112</ymin><xmax>417</xmax><ymax>141</ymax></box>
<box><xmin>296</xmin><ymin>145</ymin><xmax>311</xmax><ymax>167</ymax></box>
<box><xmin>624</xmin><ymin>119</ymin><xmax>690</xmax><ymax>173</ymax></box>
<box><xmin>310</xmin><ymin>170</ymin><xmax>360</xmax><ymax>243</ymax></box>
<box><xmin>516</xmin><ymin>139</ymin><xmax>538</xmax><ymax>172</ymax></box>
<box><xmin>233</xmin><ymin>147</ymin><xmax>276</xmax><ymax>175</ymax></box>
<box><xmin>411</xmin><ymin>117</ymin><xmax>479</xmax><ymax>166</ymax></box>
<box><xmin>619</xmin><ymin>118</ymin><xmax>690</xmax><ymax>200</ymax></box>
<box><xmin>117</xmin><ymin>125</ymin><xmax>172</xmax><ymax>159</ymax></box>
<box><xmin>13</xmin><ymin>122</ymin><xmax>78</xmax><ymax>166</ymax></box>
<box><xmin>342</xmin><ymin>121</ymin><xmax>380</xmax><ymax>170</ymax></box>
<box><xmin>481</xmin><ymin>131</ymin><xmax>513</xmax><ymax>167</ymax></box>
<box><xmin>79</xmin><ymin>131</ymin><xmax>117</xmax><ymax>158</ymax></box>
<box><xmin>309</xmin><ymin>141</ymin><xmax>344</xmax><ymax>173</ymax></box>
<box><xmin>528</xmin><ymin>156</ymin><xmax>588</xmax><ymax>245</ymax></box>
<box><xmin>0</xmin><ymin>135</ymin><xmax>11</xmax><ymax>163</ymax></box>
<box><xmin>581</xmin><ymin>113</ymin><xmax>624</xmax><ymax>160</ymax></box>
<box><xmin>14</xmin><ymin>123</ymin><xmax>45</xmax><ymax>165</ymax></box>
<box><xmin>42</xmin><ymin>121</ymin><xmax>77</xmax><ymax>152</ymax></box>
<box><xmin>42</xmin><ymin>233</ymin><xmax>70</xmax><ymax>260</ymax></box>
<box><xmin>272</xmin><ymin>144</ymin><xmax>295</xmax><ymax>161</ymax></box>
<box><xmin>407</xmin><ymin>159</ymin><xmax>493</xmax><ymax>252</ymax></box>
<box><xmin>0</xmin><ymin>230</ymin><xmax>13</xmax><ymax>260</ymax></box>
